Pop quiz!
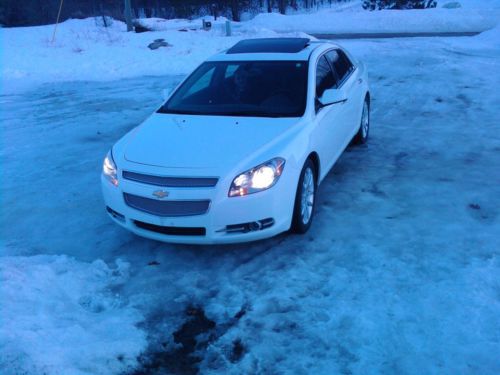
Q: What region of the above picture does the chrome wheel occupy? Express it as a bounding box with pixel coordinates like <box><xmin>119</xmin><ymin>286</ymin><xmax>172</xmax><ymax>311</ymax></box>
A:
<box><xmin>292</xmin><ymin>159</ymin><xmax>316</xmax><ymax>234</ymax></box>
<box><xmin>300</xmin><ymin>167</ymin><xmax>315</xmax><ymax>225</ymax></box>
<box><xmin>361</xmin><ymin>100</ymin><xmax>369</xmax><ymax>138</ymax></box>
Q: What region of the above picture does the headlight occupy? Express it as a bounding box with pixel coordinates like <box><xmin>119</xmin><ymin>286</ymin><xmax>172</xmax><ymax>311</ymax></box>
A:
<box><xmin>103</xmin><ymin>150</ymin><xmax>118</xmax><ymax>186</ymax></box>
<box><xmin>229</xmin><ymin>158</ymin><xmax>285</xmax><ymax>197</ymax></box>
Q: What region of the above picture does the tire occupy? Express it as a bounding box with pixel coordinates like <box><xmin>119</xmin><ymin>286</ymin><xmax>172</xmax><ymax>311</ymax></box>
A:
<box><xmin>353</xmin><ymin>96</ymin><xmax>370</xmax><ymax>145</ymax></box>
<box><xmin>291</xmin><ymin>159</ymin><xmax>317</xmax><ymax>234</ymax></box>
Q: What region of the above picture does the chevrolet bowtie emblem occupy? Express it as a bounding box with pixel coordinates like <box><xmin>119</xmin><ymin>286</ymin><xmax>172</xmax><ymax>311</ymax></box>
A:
<box><xmin>152</xmin><ymin>190</ymin><xmax>169</xmax><ymax>199</ymax></box>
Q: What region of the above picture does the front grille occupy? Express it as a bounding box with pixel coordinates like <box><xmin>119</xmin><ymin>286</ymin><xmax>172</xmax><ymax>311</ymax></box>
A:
<box><xmin>134</xmin><ymin>220</ymin><xmax>206</xmax><ymax>236</ymax></box>
<box><xmin>124</xmin><ymin>193</ymin><xmax>210</xmax><ymax>217</ymax></box>
<box><xmin>123</xmin><ymin>171</ymin><xmax>218</xmax><ymax>188</ymax></box>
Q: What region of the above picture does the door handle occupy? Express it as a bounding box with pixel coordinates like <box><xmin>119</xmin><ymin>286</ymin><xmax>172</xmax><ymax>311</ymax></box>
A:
<box><xmin>357</xmin><ymin>78</ymin><xmax>363</xmax><ymax>84</ymax></box>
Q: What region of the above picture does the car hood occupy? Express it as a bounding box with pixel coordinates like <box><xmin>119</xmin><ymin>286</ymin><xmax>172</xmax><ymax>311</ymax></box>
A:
<box><xmin>123</xmin><ymin>114</ymin><xmax>299</xmax><ymax>169</ymax></box>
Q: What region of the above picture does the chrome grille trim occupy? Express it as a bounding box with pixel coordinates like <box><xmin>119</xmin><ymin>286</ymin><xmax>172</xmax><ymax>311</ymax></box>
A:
<box><xmin>122</xmin><ymin>171</ymin><xmax>218</xmax><ymax>188</ymax></box>
<box><xmin>123</xmin><ymin>193</ymin><xmax>210</xmax><ymax>217</ymax></box>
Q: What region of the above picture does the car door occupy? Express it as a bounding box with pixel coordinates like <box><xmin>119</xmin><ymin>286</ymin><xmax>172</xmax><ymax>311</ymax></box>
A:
<box><xmin>313</xmin><ymin>53</ymin><xmax>351</xmax><ymax>179</ymax></box>
<box><xmin>326</xmin><ymin>49</ymin><xmax>362</xmax><ymax>145</ymax></box>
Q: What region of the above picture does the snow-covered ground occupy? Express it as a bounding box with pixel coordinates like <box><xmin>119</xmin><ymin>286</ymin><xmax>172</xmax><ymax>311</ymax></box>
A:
<box><xmin>1</xmin><ymin>21</ymin><xmax>500</xmax><ymax>374</ymax></box>
<box><xmin>0</xmin><ymin>256</ymin><xmax>145</xmax><ymax>374</ymax></box>
<box><xmin>1</xmin><ymin>1</ymin><xmax>500</xmax><ymax>373</ymax></box>
<box><xmin>0</xmin><ymin>18</ymin><xmax>279</xmax><ymax>93</ymax></box>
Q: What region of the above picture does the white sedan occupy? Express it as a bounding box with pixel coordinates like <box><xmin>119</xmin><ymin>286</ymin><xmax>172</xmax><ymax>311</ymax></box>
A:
<box><xmin>101</xmin><ymin>38</ymin><xmax>370</xmax><ymax>244</ymax></box>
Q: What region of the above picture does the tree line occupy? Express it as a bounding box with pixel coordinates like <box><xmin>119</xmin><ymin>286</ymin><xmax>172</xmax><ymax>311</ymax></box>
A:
<box><xmin>0</xmin><ymin>0</ymin><xmax>436</xmax><ymax>27</ymax></box>
<box><xmin>363</xmin><ymin>0</ymin><xmax>436</xmax><ymax>10</ymax></box>
<box><xmin>0</xmin><ymin>0</ymin><xmax>347</xmax><ymax>26</ymax></box>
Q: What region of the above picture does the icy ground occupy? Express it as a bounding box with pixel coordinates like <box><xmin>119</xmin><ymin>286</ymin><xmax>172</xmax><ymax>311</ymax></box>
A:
<box><xmin>1</xmin><ymin>31</ymin><xmax>500</xmax><ymax>374</ymax></box>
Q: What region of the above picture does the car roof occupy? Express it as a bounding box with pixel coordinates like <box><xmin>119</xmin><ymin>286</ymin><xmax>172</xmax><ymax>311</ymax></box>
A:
<box><xmin>207</xmin><ymin>38</ymin><xmax>339</xmax><ymax>62</ymax></box>
<box><xmin>227</xmin><ymin>38</ymin><xmax>310</xmax><ymax>54</ymax></box>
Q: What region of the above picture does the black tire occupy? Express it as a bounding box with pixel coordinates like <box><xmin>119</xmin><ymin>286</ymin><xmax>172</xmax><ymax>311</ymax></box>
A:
<box><xmin>353</xmin><ymin>96</ymin><xmax>370</xmax><ymax>145</ymax></box>
<box><xmin>291</xmin><ymin>159</ymin><xmax>317</xmax><ymax>234</ymax></box>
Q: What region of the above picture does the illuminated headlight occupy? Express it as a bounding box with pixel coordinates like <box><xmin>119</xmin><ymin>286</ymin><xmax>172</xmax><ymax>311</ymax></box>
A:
<box><xmin>229</xmin><ymin>158</ymin><xmax>285</xmax><ymax>197</ymax></box>
<box><xmin>103</xmin><ymin>150</ymin><xmax>118</xmax><ymax>186</ymax></box>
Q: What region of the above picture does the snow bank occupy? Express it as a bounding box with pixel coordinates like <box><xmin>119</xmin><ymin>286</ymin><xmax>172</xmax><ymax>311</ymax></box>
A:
<box><xmin>247</xmin><ymin>7</ymin><xmax>500</xmax><ymax>34</ymax></box>
<box><xmin>454</xmin><ymin>0</ymin><xmax>500</xmax><ymax>9</ymax></box>
<box><xmin>0</xmin><ymin>255</ymin><xmax>146</xmax><ymax>375</ymax></box>
<box><xmin>470</xmin><ymin>23</ymin><xmax>500</xmax><ymax>47</ymax></box>
<box><xmin>445</xmin><ymin>23</ymin><xmax>500</xmax><ymax>54</ymax></box>
<box><xmin>1</xmin><ymin>19</ymin><xmax>218</xmax><ymax>91</ymax></box>
<box><xmin>0</xmin><ymin>18</ymin><xmax>282</xmax><ymax>94</ymax></box>
<box><xmin>136</xmin><ymin>16</ymin><xmax>230</xmax><ymax>31</ymax></box>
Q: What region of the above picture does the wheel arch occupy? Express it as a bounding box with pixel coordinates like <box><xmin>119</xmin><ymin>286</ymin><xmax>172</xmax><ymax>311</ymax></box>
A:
<box><xmin>306</xmin><ymin>152</ymin><xmax>320</xmax><ymax>183</ymax></box>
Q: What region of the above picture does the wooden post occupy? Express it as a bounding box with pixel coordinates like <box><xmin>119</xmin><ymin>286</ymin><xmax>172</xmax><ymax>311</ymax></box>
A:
<box><xmin>124</xmin><ymin>0</ymin><xmax>133</xmax><ymax>32</ymax></box>
<box><xmin>51</xmin><ymin>0</ymin><xmax>64</xmax><ymax>43</ymax></box>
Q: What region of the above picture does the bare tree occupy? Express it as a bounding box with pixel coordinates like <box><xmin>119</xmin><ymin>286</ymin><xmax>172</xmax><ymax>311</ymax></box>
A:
<box><xmin>230</xmin><ymin>0</ymin><xmax>240</xmax><ymax>21</ymax></box>
<box><xmin>124</xmin><ymin>0</ymin><xmax>133</xmax><ymax>31</ymax></box>
<box><xmin>277</xmin><ymin>0</ymin><xmax>286</xmax><ymax>14</ymax></box>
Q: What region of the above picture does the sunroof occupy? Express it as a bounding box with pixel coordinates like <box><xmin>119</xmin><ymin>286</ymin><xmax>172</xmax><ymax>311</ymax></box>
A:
<box><xmin>226</xmin><ymin>38</ymin><xmax>310</xmax><ymax>54</ymax></box>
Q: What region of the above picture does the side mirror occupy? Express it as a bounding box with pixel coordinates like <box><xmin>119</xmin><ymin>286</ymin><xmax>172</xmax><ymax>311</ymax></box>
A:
<box><xmin>162</xmin><ymin>88</ymin><xmax>171</xmax><ymax>101</ymax></box>
<box><xmin>318</xmin><ymin>88</ymin><xmax>348</xmax><ymax>107</ymax></box>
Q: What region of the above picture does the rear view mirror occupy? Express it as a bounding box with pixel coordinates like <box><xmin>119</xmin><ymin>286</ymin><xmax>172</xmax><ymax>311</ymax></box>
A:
<box><xmin>162</xmin><ymin>88</ymin><xmax>171</xmax><ymax>101</ymax></box>
<box><xmin>318</xmin><ymin>88</ymin><xmax>347</xmax><ymax>107</ymax></box>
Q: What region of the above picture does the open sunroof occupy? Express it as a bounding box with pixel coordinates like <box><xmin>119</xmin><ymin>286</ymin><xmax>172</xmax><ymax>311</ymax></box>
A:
<box><xmin>226</xmin><ymin>38</ymin><xmax>310</xmax><ymax>54</ymax></box>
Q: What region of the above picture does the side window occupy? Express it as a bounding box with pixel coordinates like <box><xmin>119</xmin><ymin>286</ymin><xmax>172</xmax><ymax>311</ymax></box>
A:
<box><xmin>184</xmin><ymin>66</ymin><xmax>215</xmax><ymax>97</ymax></box>
<box><xmin>326</xmin><ymin>49</ymin><xmax>354</xmax><ymax>84</ymax></box>
<box><xmin>316</xmin><ymin>55</ymin><xmax>335</xmax><ymax>98</ymax></box>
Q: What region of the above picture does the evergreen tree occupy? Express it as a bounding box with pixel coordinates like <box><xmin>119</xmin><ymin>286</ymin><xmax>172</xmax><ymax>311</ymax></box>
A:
<box><xmin>362</xmin><ymin>0</ymin><xmax>437</xmax><ymax>10</ymax></box>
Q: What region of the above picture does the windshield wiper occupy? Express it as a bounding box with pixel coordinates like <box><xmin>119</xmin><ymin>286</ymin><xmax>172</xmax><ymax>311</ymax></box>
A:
<box><xmin>219</xmin><ymin>111</ymin><xmax>285</xmax><ymax>118</ymax></box>
<box><xmin>157</xmin><ymin>107</ymin><xmax>291</xmax><ymax>118</ymax></box>
<box><xmin>157</xmin><ymin>107</ymin><xmax>204</xmax><ymax>115</ymax></box>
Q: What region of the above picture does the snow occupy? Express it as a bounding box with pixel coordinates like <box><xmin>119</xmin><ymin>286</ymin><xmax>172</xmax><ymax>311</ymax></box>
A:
<box><xmin>248</xmin><ymin>5</ymin><xmax>500</xmax><ymax>34</ymax></box>
<box><xmin>136</xmin><ymin>16</ymin><xmax>231</xmax><ymax>31</ymax></box>
<box><xmin>0</xmin><ymin>255</ymin><xmax>146</xmax><ymax>375</ymax></box>
<box><xmin>454</xmin><ymin>0</ymin><xmax>500</xmax><ymax>9</ymax></box>
<box><xmin>1</xmin><ymin>3</ymin><xmax>500</xmax><ymax>374</ymax></box>
<box><xmin>0</xmin><ymin>18</ymin><xmax>281</xmax><ymax>94</ymax></box>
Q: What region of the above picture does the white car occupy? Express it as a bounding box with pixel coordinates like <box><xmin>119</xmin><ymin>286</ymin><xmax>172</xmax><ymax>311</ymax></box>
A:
<box><xmin>101</xmin><ymin>38</ymin><xmax>370</xmax><ymax>244</ymax></box>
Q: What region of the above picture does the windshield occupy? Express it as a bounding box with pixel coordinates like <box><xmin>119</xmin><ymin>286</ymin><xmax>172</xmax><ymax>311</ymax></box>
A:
<box><xmin>159</xmin><ymin>61</ymin><xmax>308</xmax><ymax>118</ymax></box>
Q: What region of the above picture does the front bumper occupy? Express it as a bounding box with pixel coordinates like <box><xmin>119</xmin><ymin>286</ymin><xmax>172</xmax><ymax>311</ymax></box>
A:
<box><xmin>101</xmin><ymin>172</ymin><xmax>296</xmax><ymax>244</ymax></box>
